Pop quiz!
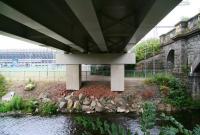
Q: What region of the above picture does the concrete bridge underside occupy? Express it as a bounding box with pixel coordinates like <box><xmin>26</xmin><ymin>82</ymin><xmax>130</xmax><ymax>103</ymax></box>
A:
<box><xmin>0</xmin><ymin>0</ymin><xmax>181</xmax><ymax>91</ymax></box>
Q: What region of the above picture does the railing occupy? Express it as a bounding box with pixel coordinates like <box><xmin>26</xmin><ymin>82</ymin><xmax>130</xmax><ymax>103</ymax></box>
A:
<box><xmin>0</xmin><ymin>69</ymin><xmax>167</xmax><ymax>82</ymax></box>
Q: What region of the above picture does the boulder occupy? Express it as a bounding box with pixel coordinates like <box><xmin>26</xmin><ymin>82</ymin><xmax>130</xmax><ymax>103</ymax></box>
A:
<box><xmin>117</xmin><ymin>106</ymin><xmax>126</xmax><ymax>113</ymax></box>
<box><xmin>111</xmin><ymin>100</ymin><xmax>115</xmax><ymax>105</ymax></box>
<box><xmin>82</xmin><ymin>105</ymin><xmax>91</xmax><ymax>112</ymax></box>
<box><xmin>157</xmin><ymin>103</ymin><xmax>165</xmax><ymax>111</ymax></box>
<box><xmin>67</xmin><ymin>99</ymin><xmax>73</xmax><ymax>110</ymax></box>
<box><xmin>114</xmin><ymin>97</ymin><xmax>126</xmax><ymax>106</ymax></box>
<box><xmin>73</xmin><ymin>101</ymin><xmax>81</xmax><ymax>111</ymax></box>
<box><xmin>105</xmin><ymin>104</ymin><xmax>116</xmax><ymax>112</ymax></box>
<box><xmin>2</xmin><ymin>91</ymin><xmax>15</xmax><ymax>101</ymax></box>
<box><xmin>59</xmin><ymin>101</ymin><xmax>67</xmax><ymax>109</ymax></box>
<box><xmin>65</xmin><ymin>94</ymin><xmax>73</xmax><ymax>101</ymax></box>
<box><xmin>83</xmin><ymin>97</ymin><xmax>91</xmax><ymax>105</ymax></box>
<box><xmin>78</xmin><ymin>93</ymin><xmax>84</xmax><ymax>100</ymax></box>
<box><xmin>99</xmin><ymin>97</ymin><xmax>107</xmax><ymax>106</ymax></box>
<box><xmin>90</xmin><ymin>100</ymin><xmax>96</xmax><ymax>109</ymax></box>
<box><xmin>95</xmin><ymin>106</ymin><xmax>104</xmax><ymax>112</ymax></box>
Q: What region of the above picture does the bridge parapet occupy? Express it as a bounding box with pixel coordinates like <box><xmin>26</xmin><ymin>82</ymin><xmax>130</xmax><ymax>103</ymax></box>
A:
<box><xmin>160</xmin><ymin>13</ymin><xmax>200</xmax><ymax>45</ymax></box>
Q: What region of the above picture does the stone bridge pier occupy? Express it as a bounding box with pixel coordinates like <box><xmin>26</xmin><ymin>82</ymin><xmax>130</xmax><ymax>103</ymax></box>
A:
<box><xmin>56</xmin><ymin>53</ymin><xmax>135</xmax><ymax>91</ymax></box>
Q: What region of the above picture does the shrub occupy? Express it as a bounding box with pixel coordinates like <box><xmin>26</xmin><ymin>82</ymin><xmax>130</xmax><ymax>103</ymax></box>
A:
<box><xmin>39</xmin><ymin>101</ymin><xmax>57</xmax><ymax>116</ymax></box>
<box><xmin>146</xmin><ymin>74</ymin><xmax>189</xmax><ymax>108</ymax></box>
<box><xmin>140</xmin><ymin>102</ymin><xmax>156</xmax><ymax>135</ymax></box>
<box><xmin>23</xmin><ymin>99</ymin><xmax>38</xmax><ymax>113</ymax></box>
<box><xmin>160</xmin><ymin>113</ymin><xmax>193</xmax><ymax>135</ymax></box>
<box><xmin>6</xmin><ymin>96</ymin><xmax>24</xmax><ymax>111</ymax></box>
<box><xmin>0</xmin><ymin>74</ymin><xmax>7</xmax><ymax>97</ymax></box>
<box><xmin>147</xmin><ymin>73</ymin><xmax>173</xmax><ymax>86</ymax></box>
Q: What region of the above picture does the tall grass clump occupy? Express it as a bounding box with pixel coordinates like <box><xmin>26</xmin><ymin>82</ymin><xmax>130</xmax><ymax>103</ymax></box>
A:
<box><xmin>0</xmin><ymin>96</ymin><xmax>38</xmax><ymax>113</ymax></box>
<box><xmin>39</xmin><ymin>101</ymin><xmax>57</xmax><ymax>116</ymax></box>
<box><xmin>0</xmin><ymin>74</ymin><xmax>7</xmax><ymax>98</ymax></box>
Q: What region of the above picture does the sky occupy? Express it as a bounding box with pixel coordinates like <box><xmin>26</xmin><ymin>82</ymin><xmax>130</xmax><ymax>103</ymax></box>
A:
<box><xmin>0</xmin><ymin>0</ymin><xmax>200</xmax><ymax>50</ymax></box>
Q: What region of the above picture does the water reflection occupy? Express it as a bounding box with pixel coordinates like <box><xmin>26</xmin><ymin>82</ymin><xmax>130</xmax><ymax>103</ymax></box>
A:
<box><xmin>0</xmin><ymin>115</ymin><xmax>74</xmax><ymax>135</ymax></box>
<box><xmin>0</xmin><ymin>110</ymin><xmax>199</xmax><ymax>135</ymax></box>
<box><xmin>0</xmin><ymin>114</ymin><xmax>160</xmax><ymax>135</ymax></box>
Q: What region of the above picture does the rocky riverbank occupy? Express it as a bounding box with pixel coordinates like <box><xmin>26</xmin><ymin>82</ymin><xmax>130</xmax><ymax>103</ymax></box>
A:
<box><xmin>2</xmin><ymin>79</ymin><xmax>178</xmax><ymax>115</ymax></box>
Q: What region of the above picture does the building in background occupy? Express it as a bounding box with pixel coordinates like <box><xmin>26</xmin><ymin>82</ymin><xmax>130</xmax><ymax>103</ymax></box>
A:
<box><xmin>0</xmin><ymin>49</ymin><xmax>57</xmax><ymax>67</ymax></box>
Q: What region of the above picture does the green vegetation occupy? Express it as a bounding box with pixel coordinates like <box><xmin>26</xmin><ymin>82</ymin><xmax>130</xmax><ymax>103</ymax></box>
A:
<box><xmin>160</xmin><ymin>113</ymin><xmax>200</xmax><ymax>135</ymax></box>
<box><xmin>145</xmin><ymin>73</ymin><xmax>189</xmax><ymax>108</ymax></box>
<box><xmin>140</xmin><ymin>102</ymin><xmax>156</xmax><ymax>135</ymax></box>
<box><xmin>0</xmin><ymin>96</ymin><xmax>37</xmax><ymax>113</ymax></box>
<box><xmin>39</xmin><ymin>101</ymin><xmax>57</xmax><ymax>116</ymax></box>
<box><xmin>74</xmin><ymin>116</ymin><xmax>131</xmax><ymax>135</ymax></box>
<box><xmin>134</xmin><ymin>38</ymin><xmax>160</xmax><ymax>62</ymax></box>
<box><xmin>0</xmin><ymin>74</ymin><xmax>7</xmax><ymax>98</ymax></box>
<box><xmin>139</xmin><ymin>101</ymin><xmax>200</xmax><ymax>135</ymax></box>
<box><xmin>0</xmin><ymin>95</ymin><xmax>57</xmax><ymax>115</ymax></box>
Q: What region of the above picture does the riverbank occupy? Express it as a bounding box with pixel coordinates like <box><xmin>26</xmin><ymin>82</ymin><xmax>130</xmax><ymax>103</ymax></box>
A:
<box><xmin>1</xmin><ymin>78</ymin><xmax>180</xmax><ymax>115</ymax></box>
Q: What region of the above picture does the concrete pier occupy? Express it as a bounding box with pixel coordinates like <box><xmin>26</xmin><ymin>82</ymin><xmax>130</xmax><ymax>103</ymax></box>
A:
<box><xmin>111</xmin><ymin>65</ymin><xmax>124</xmax><ymax>91</ymax></box>
<box><xmin>66</xmin><ymin>65</ymin><xmax>81</xmax><ymax>90</ymax></box>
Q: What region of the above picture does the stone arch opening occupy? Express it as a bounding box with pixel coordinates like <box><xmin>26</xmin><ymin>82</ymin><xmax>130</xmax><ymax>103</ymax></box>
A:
<box><xmin>194</xmin><ymin>63</ymin><xmax>200</xmax><ymax>73</ymax></box>
<box><xmin>167</xmin><ymin>49</ymin><xmax>175</xmax><ymax>70</ymax></box>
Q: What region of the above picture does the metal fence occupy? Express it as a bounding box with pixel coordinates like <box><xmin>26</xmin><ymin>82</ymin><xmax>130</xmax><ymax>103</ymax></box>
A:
<box><xmin>0</xmin><ymin>68</ymin><xmax>166</xmax><ymax>82</ymax></box>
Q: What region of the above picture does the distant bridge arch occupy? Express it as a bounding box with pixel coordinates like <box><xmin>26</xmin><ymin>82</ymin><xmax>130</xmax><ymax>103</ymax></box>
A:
<box><xmin>167</xmin><ymin>49</ymin><xmax>175</xmax><ymax>70</ymax></box>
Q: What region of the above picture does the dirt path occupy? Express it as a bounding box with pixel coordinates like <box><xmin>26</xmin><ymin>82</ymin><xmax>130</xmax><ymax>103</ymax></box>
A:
<box><xmin>8</xmin><ymin>78</ymin><xmax>159</xmax><ymax>101</ymax></box>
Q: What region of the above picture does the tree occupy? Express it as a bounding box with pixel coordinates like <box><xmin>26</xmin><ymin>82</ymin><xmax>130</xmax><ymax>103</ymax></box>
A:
<box><xmin>134</xmin><ymin>38</ymin><xmax>160</xmax><ymax>62</ymax></box>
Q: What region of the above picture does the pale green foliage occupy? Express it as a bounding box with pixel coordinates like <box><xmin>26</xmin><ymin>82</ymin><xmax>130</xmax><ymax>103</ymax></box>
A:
<box><xmin>74</xmin><ymin>116</ymin><xmax>131</xmax><ymax>135</ymax></box>
<box><xmin>160</xmin><ymin>113</ymin><xmax>193</xmax><ymax>135</ymax></box>
<box><xmin>193</xmin><ymin>125</ymin><xmax>200</xmax><ymax>135</ymax></box>
<box><xmin>160</xmin><ymin>126</ymin><xmax>178</xmax><ymax>135</ymax></box>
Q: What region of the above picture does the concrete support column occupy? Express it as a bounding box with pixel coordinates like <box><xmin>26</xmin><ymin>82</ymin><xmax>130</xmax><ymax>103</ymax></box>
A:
<box><xmin>111</xmin><ymin>65</ymin><xmax>124</xmax><ymax>91</ymax></box>
<box><xmin>66</xmin><ymin>64</ymin><xmax>81</xmax><ymax>90</ymax></box>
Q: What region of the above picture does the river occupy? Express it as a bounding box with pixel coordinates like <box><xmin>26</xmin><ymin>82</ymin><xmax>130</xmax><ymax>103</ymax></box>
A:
<box><xmin>0</xmin><ymin>110</ymin><xmax>199</xmax><ymax>135</ymax></box>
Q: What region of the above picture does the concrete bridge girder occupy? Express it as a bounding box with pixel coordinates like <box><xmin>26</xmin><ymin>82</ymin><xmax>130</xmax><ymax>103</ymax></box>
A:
<box><xmin>0</xmin><ymin>0</ymin><xmax>182</xmax><ymax>91</ymax></box>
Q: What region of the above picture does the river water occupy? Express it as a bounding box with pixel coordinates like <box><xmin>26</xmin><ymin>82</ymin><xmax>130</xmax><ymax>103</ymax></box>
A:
<box><xmin>0</xmin><ymin>110</ymin><xmax>199</xmax><ymax>135</ymax></box>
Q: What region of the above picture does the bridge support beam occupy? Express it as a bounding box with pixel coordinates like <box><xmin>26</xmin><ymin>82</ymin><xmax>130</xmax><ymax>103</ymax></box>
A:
<box><xmin>111</xmin><ymin>65</ymin><xmax>124</xmax><ymax>91</ymax></box>
<box><xmin>66</xmin><ymin>64</ymin><xmax>81</xmax><ymax>90</ymax></box>
<box><xmin>57</xmin><ymin>53</ymin><xmax>135</xmax><ymax>91</ymax></box>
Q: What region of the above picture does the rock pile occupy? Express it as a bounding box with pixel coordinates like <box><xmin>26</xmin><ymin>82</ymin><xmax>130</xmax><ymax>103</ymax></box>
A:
<box><xmin>58</xmin><ymin>92</ymin><xmax>144</xmax><ymax>114</ymax></box>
